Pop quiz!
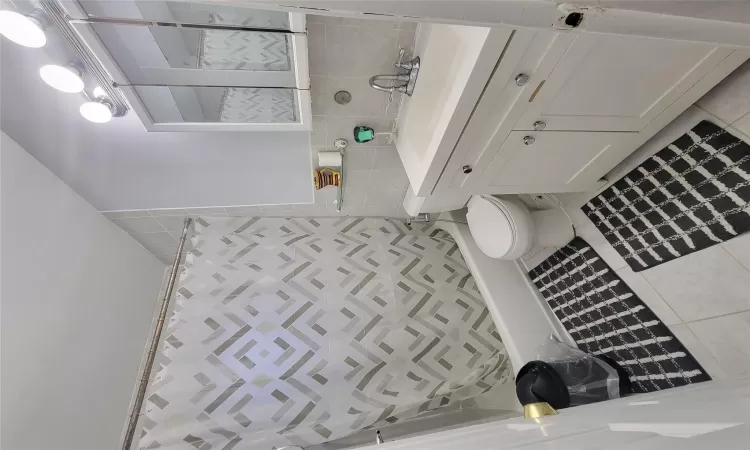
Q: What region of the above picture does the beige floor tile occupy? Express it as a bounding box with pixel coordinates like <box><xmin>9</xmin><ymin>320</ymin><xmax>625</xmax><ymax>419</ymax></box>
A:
<box><xmin>687</xmin><ymin>311</ymin><xmax>750</xmax><ymax>379</ymax></box>
<box><xmin>616</xmin><ymin>266</ymin><xmax>681</xmax><ymax>326</ymax></box>
<box><xmin>642</xmin><ymin>246</ymin><xmax>750</xmax><ymax>322</ymax></box>
<box><xmin>669</xmin><ymin>324</ymin><xmax>729</xmax><ymax>380</ymax></box>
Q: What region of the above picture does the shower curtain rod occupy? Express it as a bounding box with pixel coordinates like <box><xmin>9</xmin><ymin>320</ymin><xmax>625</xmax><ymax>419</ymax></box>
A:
<box><xmin>68</xmin><ymin>17</ymin><xmax>307</xmax><ymax>35</ymax></box>
<box><xmin>217</xmin><ymin>214</ymin><xmax>470</xmax><ymax>225</ymax></box>
<box><xmin>122</xmin><ymin>218</ymin><xmax>193</xmax><ymax>450</ymax></box>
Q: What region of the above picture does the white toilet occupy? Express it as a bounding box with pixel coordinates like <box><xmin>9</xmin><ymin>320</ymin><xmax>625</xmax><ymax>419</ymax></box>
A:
<box><xmin>466</xmin><ymin>195</ymin><xmax>574</xmax><ymax>260</ymax></box>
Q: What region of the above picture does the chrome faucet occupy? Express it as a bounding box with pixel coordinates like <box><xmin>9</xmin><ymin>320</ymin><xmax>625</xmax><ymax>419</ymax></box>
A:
<box><xmin>369</xmin><ymin>54</ymin><xmax>420</xmax><ymax>97</ymax></box>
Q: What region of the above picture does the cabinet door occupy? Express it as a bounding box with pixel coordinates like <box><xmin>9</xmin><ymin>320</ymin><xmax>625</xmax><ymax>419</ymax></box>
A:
<box><xmin>517</xmin><ymin>34</ymin><xmax>732</xmax><ymax>132</ymax></box>
<box><xmin>474</xmin><ymin>130</ymin><xmax>632</xmax><ymax>194</ymax></box>
<box><xmin>432</xmin><ymin>30</ymin><xmax>573</xmax><ymax>197</ymax></box>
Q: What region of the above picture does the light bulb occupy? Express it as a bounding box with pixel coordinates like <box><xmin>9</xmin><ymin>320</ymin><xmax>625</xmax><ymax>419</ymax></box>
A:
<box><xmin>92</xmin><ymin>86</ymin><xmax>107</xmax><ymax>99</ymax></box>
<box><xmin>0</xmin><ymin>10</ymin><xmax>46</xmax><ymax>48</ymax></box>
<box><xmin>40</xmin><ymin>65</ymin><xmax>85</xmax><ymax>93</ymax></box>
<box><xmin>80</xmin><ymin>100</ymin><xmax>113</xmax><ymax>123</ymax></box>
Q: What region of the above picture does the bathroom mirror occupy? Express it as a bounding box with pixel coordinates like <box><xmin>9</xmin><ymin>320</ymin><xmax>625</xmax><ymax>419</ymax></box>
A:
<box><xmin>66</xmin><ymin>0</ymin><xmax>310</xmax><ymax>131</ymax></box>
<box><xmin>134</xmin><ymin>86</ymin><xmax>298</xmax><ymax>124</ymax></box>
<box><xmin>89</xmin><ymin>23</ymin><xmax>297</xmax><ymax>86</ymax></box>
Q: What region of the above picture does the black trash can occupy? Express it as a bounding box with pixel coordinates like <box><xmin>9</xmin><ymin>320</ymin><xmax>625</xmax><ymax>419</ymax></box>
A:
<box><xmin>516</xmin><ymin>337</ymin><xmax>632</xmax><ymax>410</ymax></box>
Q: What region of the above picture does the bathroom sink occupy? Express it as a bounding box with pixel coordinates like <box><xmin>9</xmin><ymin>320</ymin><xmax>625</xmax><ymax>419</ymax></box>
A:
<box><xmin>393</xmin><ymin>24</ymin><xmax>512</xmax><ymax>197</ymax></box>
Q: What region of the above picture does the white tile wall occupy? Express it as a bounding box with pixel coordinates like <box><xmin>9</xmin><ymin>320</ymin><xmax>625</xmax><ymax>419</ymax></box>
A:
<box><xmin>345</xmin><ymin>147</ymin><xmax>376</xmax><ymax>170</ymax></box>
<box><xmin>149</xmin><ymin>208</ymin><xmax>189</xmax><ymax>217</ymax></box>
<box><xmin>305</xmin><ymin>14</ymin><xmax>418</xmax><ymax>220</ymax></box>
<box><xmin>224</xmin><ymin>206</ymin><xmax>263</xmax><ymax>216</ymax></box>
<box><xmin>110</xmin><ymin>216</ymin><xmax>166</xmax><ymax>234</ymax></box>
<box><xmin>543</xmin><ymin>61</ymin><xmax>750</xmax><ymax>381</ymax></box>
<box><xmin>308</xmin><ymin>15</ymin><xmax>417</xmax><ymax>146</ymax></box>
<box><xmin>322</xmin><ymin>115</ymin><xmax>394</xmax><ymax>147</ymax></box>
<box><xmin>103</xmin><ymin>186</ymin><xmax>411</xmax><ymax>263</ymax></box>
<box><xmin>312</xmin><ymin>76</ymin><xmax>393</xmax><ymax>118</ymax></box>
<box><xmin>187</xmin><ymin>207</ymin><xmax>228</xmax><ymax>216</ymax></box>
<box><xmin>155</xmin><ymin>215</ymin><xmax>192</xmax><ymax>232</ymax></box>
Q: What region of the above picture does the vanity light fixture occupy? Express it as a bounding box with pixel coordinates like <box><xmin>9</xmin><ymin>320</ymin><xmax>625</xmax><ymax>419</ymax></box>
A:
<box><xmin>40</xmin><ymin>63</ymin><xmax>85</xmax><ymax>93</ymax></box>
<box><xmin>2</xmin><ymin>8</ymin><xmax>123</xmax><ymax>125</ymax></box>
<box><xmin>80</xmin><ymin>98</ymin><xmax>114</xmax><ymax>123</ymax></box>
<box><xmin>0</xmin><ymin>9</ymin><xmax>47</xmax><ymax>48</ymax></box>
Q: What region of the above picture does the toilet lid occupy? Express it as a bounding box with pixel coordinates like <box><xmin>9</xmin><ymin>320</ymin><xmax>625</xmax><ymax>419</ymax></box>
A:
<box><xmin>466</xmin><ymin>196</ymin><xmax>517</xmax><ymax>259</ymax></box>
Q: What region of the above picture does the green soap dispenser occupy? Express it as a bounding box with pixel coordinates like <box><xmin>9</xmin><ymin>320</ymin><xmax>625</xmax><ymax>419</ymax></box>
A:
<box><xmin>353</xmin><ymin>126</ymin><xmax>375</xmax><ymax>143</ymax></box>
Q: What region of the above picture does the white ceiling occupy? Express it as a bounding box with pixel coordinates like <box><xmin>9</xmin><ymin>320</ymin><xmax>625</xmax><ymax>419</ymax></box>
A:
<box><xmin>0</xmin><ymin>35</ymin><xmax>314</xmax><ymax>211</ymax></box>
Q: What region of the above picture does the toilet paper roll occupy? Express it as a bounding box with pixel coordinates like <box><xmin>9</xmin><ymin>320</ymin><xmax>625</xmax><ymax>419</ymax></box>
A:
<box><xmin>318</xmin><ymin>151</ymin><xmax>342</xmax><ymax>167</ymax></box>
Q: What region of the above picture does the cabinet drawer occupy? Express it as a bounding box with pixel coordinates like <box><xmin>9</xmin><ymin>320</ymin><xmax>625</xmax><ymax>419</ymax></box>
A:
<box><xmin>473</xmin><ymin>130</ymin><xmax>633</xmax><ymax>194</ymax></box>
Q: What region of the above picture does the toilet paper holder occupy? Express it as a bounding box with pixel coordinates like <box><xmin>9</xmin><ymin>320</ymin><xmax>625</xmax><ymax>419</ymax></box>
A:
<box><xmin>334</xmin><ymin>138</ymin><xmax>347</xmax><ymax>212</ymax></box>
<box><xmin>317</xmin><ymin>138</ymin><xmax>348</xmax><ymax>212</ymax></box>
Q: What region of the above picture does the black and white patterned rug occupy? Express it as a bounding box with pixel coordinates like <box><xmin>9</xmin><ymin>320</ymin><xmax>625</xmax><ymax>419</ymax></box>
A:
<box><xmin>582</xmin><ymin>120</ymin><xmax>750</xmax><ymax>272</ymax></box>
<box><xmin>528</xmin><ymin>238</ymin><xmax>711</xmax><ymax>393</ymax></box>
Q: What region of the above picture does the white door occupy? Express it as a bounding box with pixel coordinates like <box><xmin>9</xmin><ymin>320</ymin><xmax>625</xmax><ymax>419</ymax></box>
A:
<box><xmin>516</xmin><ymin>34</ymin><xmax>732</xmax><ymax>132</ymax></box>
<box><xmin>370</xmin><ymin>379</ymin><xmax>750</xmax><ymax>450</ymax></box>
<box><xmin>474</xmin><ymin>130</ymin><xmax>632</xmax><ymax>194</ymax></box>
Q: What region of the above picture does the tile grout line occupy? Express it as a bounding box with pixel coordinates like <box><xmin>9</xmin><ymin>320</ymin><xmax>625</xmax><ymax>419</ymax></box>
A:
<box><xmin>681</xmin><ymin>307</ymin><xmax>750</xmax><ymax>325</ymax></box>
<box><xmin>131</xmin><ymin>230</ymin><xmax>180</xmax><ymax>235</ymax></box>
<box><xmin>314</xmin><ymin>114</ymin><xmax>401</xmax><ymax>119</ymax></box>
<box><xmin>732</xmin><ymin>110</ymin><xmax>750</xmax><ymax>126</ymax></box>
<box><xmin>720</xmin><ymin>238</ymin><xmax>750</xmax><ymax>272</ymax></box>
<box><xmin>695</xmin><ymin>103</ymin><xmax>750</xmax><ymax>139</ymax></box>
<box><xmin>620</xmin><ymin>265</ymin><xmax>683</xmax><ymax>324</ymax></box>
<box><xmin>152</xmin><ymin>216</ymin><xmax>173</xmax><ymax>234</ymax></box>
<box><xmin>322</xmin><ymin>22</ymin><xmax>327</xmax><ymax>77</ymax></box>
<box><xmin>669</xmin><ymin>323</ymin><xmax>727</xmax><ymax>378</ymax></box>
<box><xmin>310</xmin><ymin>75</ymin><xmax>403</xmax><ymax>81</ymax></box>
<box><xmin>694</xmin><ymin>104</ymin><xmax>729</xmax><ymax>127</ymax></box>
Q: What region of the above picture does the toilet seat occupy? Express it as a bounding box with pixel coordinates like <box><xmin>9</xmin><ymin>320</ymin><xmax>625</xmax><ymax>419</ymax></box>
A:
<box><xmin>466</xmin><ymin>196</ymin><xmax>534</xmax><ymax>260</ymax></box>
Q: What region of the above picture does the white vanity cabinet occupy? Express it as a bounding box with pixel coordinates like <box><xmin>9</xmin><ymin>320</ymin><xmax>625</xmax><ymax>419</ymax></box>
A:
<box><xmin>394</xmin><ymin>25</ymin><xmax>513</xmax><ymax>198</ymax></box>
<box><xmin>397</xmin><ymin>24</ymin><xmax>749</xmax><ymax>214</ymax></box>
<box><xmin>514</xmin><ymin>34</ymin><xmax>732</xmax><ymax>133</ymax></box>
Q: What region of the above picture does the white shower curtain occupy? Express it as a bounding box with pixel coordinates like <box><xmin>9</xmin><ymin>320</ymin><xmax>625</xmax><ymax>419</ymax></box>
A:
<box><xmin>139</xmin><ymin>217</ymin><xmax>511</xmax><ymax>450</ymax></box>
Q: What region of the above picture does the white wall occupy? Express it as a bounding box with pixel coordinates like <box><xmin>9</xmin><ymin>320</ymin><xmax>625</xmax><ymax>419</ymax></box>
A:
<box><xmin>307</xmin><ymin>14</ymin><xmax>417</xmax><ymax>218</ymax></box>
<box><xmin>0</xmin><ymin>132</ymin><xmax>166</xmax><ymax>450</ymax></box>
<box><xmin>0</xmin><ymin>37</ymin><xmax>314</xmax><ymax>211</ymax></box>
